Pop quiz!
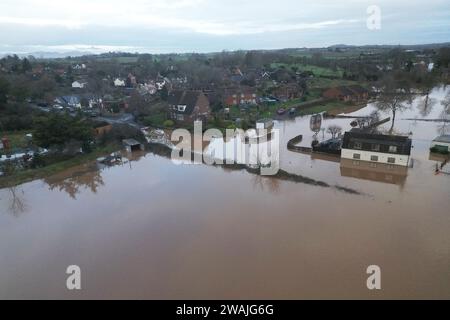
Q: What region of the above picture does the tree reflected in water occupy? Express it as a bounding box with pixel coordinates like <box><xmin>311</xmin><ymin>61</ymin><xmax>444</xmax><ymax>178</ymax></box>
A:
<box><xmin>6</xmin><ymin>186</ymin><xmax>28</xmax><ymax>216</ymax></box>
<box><xmin>44</xmin><ymin>165</ymin><xmax>104</xmax><ymax>199</ymax></box>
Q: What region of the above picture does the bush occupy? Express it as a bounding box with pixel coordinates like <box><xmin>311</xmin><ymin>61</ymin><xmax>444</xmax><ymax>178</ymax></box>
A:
<box><xmin>142</xmin><ymin>113</ymin><xmax>166</xmax><ymax>127</ymax></box>
<box><xmin>163</xmin><ymin>120</ymin><xmax>174</xmax><ymax>127</ymax></box>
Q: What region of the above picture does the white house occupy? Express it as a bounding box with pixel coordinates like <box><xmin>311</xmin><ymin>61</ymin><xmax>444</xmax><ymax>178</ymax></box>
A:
<box><xmin>72</xmin><ymin>81</ymin><xmax>87</xmax><ymax>89</ymax></box>
<box><xmin>341</xmin><ymin>131</ymin><xmax>412</xmax><ymax>167</ymax></box>
<box><xmin>114</xmin><ymin>78</ymin><xmax>126</xmax><ymax>87</ymax></box>
<box><xmin>73</xmin><ymin>64</ymin><xmax>86</xmax><ymax>70</ymax></box>
<box><xmin>431</xmin><ymin>135</ymin><xmax>450</xmax><ymax>152</ymax></box>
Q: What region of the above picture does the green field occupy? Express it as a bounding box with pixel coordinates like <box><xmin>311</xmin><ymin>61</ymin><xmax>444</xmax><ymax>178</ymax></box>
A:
<box><xmin>270</xmin><ymin>62</ymin><xmax>343</xmax><ymax>78</ymax></box>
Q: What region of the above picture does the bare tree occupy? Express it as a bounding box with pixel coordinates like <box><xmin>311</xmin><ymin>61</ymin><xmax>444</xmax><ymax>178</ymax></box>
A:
<box><xmin>376</xmin><ymin>77</ymin><xmax>412</xmax><ymax>132</ymax></box>
<box><xmin>327</xmin><ymin>125</ymin><xmax>342</xmax><ymax>139</ymax></box>
<box><xmin>441</xmin><ymin>92</ymin><xmax>450</xmax><ymax>115</ymax></box>
<box><xmin>435</xmin><ymin>92</ymin><xmax>450</xmax><ymax>135</ymax></box>
<box><xmin>8</xmin><ymin>186</ymin><xmax>27</xmax><ymax>216</ymax></box>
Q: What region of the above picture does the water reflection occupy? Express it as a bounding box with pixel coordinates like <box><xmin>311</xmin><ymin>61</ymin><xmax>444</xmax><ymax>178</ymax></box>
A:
<box><xmin>340</xmin><ymin>159</ymin><xmax>408</xmax><ymax>186</ymax></box>
<box><xmin>44</xmin><ymin>164</ymin><xmax>104</xmax><ymax>199</ymax></box>
<box><xmin>4</xmin><ymin>186</ymin><xmax>28</xmax><ymax>216</ymax></box>
<box><xmin>1</xmin><ymin>87</ymin><xmax>450</xmax><ymax>299</ymax></box>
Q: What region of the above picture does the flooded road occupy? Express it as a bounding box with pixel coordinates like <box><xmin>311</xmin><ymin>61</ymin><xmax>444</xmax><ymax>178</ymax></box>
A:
<box><xmin>1</xmin><ymin>87</ymin><xmax>449</xmax><ymax>299</ymax></box>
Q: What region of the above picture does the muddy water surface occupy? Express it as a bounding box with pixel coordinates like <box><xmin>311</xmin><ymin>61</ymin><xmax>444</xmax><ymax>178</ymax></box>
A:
<box><xmin>0</xmin><ymin>87</ymin><xmax>449</xmax><ymax>299</ymax></box>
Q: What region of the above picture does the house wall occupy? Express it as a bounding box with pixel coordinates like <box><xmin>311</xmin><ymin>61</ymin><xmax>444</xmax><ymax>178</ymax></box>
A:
<box><xmin>341</xmin><ymin>148</ymin><xmax>410</xmax><ymax>167</ymax></box>
<box><xmin>94</xmin><ymin>124</ymin><xmax>113</xmax><ymax>136</ymax></box>
<box><xmin>194</xmin><ymin>94</ymin><xmax>211</xmax><ymax>119</ymax></box>
<box><xmin>224</xmin><ymin>93</ymin><xmax>257</xmax><ymax>106</ymax></box>
<box><xmin>322</xmin><ymin>88</ymin><xmax>341</xmax><ymax>100</ymax></box>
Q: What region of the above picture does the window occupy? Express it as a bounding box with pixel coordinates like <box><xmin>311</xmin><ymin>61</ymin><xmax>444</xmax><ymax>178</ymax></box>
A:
<box><xmin>387</xmin><ymin>157</ymin><xmax>396</xmax><ymax>164</ymax></box>
<box><xmin>352</xmin><ymin>160</ymin><xmax>360</xmax><ymax>166</ymax></box>
<box><xmin>387</xmin><ymin>164</ymin><xmax>395</xmax><ymax>170</ymax></box>
<box><xmin>372</xmin><ymin>144</ymin><xmax>380</xmax><ymax>151</ymax></box>
<box><xmin>389</xmin><ymin>145</ymin><xmax>398</xmax><ymax>153</ymax></box>
<box><xmin>176</xmin><ymin>114</ymin><xmax>184</xmax><ymax>121</ymax></box>
<box><xmin>353</xmin><ymin>153</ymin><xmax>361</xmax><ymax>159</ymax></box>
<box><xmin>354</xmin><ymin>142</ymin><xmax>362</xmax><ymax>149</ymax></box>
<box><xmin>369</xmin><ymin>162</ymin><xmax>377</xmax><ymax>168</ymax></box>
<box><xmin>370</xmin><ymin>155</ymin><xmax>378</xmax><ymax>162</ymax></box>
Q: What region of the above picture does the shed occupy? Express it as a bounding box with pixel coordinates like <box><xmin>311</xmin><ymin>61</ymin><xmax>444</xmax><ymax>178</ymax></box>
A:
<box><xmin>431</xmin><ymin>135</ymin><xmax>450</xmax><ymax>152</ymax></box>
<box><xmin>123</xmin><ymin>139</ymin><xmax>144</xmax><ymax>152</ymax></box>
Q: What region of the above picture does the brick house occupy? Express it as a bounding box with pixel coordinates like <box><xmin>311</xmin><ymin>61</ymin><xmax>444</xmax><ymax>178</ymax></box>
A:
<box><xmin>223</xmin><ymin>87</ymin><xmax>259</xmax><ymax>106</ymax></box>
<box><xmin>272</xmin><ymin>83</ymin><xmax>303</xmax><ymax>101</ymax></box>
<box><xmin>168</xmin><ymin>90</ymin><xmax>211</xmax><ymax>124</ymax></box>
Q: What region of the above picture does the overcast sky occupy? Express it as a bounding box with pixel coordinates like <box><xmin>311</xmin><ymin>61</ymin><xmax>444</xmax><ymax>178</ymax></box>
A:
<box><xmin>0</xmin><ymin>0</ymin><xmax>449</xmax><ymax>55</ymax></box>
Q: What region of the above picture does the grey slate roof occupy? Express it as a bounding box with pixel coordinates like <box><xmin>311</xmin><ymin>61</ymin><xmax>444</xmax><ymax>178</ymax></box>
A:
<box><xmin>342</xmin><ymin>132</ymin><xmax>412</xmax><ymax>155</ymax></box>
<box><xmin>168</xmin><ymin>90</ymin><xmax>202</xmax><ymax>115</ymax></box>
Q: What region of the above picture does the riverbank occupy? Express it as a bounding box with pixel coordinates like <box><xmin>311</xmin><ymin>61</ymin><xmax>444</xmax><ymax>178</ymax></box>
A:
<box><xmin>0</xmin><ymin>143</ymin><xmax>120</xmax><ymax>189</ymax></box>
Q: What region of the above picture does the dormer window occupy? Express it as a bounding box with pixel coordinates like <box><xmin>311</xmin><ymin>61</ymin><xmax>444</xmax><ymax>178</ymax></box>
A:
<box><xmin>177</xmin><ymin>105</ymin><xmax>186</xmax><ymax>112</ymax></box>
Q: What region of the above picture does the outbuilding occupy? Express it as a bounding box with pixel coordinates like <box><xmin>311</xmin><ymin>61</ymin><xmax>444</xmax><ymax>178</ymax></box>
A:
<box><xmin>431</xmin><ymin>135</ymin><xmax>450</xmax><ymax>153</ymax></box>
<box><xmin>123</xmin><ymin>139</ymin><xmax>144</xmax><ymax>152</ymax></box>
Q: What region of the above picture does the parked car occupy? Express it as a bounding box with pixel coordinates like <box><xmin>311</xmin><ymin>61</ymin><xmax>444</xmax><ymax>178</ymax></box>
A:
<box><xmin>277</xmin><ymin>108</ymin><xmax>286</xmax><ymax>115</ymax></box>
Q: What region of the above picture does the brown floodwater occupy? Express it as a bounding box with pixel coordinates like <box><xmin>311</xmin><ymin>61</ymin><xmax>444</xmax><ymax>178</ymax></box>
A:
<box><xmin>1</xmin><ymin>87</ymin><xmax>450</xmax><ymax>299</ymax></box>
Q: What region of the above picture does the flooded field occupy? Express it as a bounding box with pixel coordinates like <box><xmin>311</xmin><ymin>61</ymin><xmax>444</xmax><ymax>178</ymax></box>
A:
<box><xmin>1</xmin><ymin>87</ymin><xmax>449</xmax><ymax>299</ymax></box>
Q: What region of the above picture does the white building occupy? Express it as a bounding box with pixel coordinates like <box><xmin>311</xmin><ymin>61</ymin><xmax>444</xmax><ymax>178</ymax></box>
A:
<box><xmin>72</xmin><ymin>81</ymin><xmax>87</xmax><ymax>89</ymax></box>
<box><xmin>72</xmin><ymin>64</ymin><xmax>86</xmax><ymax>70</ymax></box>
<box><xmin>341</xmin><ymin>132</ymin><xmax>412</xmax><ymax>167</ymax></box>
<box><xmin>431</xmin><ymin>135</ymin><xmax>450</xmax><ymax>152</ymax></box>
<box><xmin>114</xmin><ymin>78</ymin><xmax>126</xmax><ymax>87</ymax></box>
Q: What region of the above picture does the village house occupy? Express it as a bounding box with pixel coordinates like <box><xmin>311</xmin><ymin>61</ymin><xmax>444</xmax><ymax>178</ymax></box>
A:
<box><xmin>114</xmin><ymin>78</ymin><xmax>126</xmax><ymax>87</ymax></box>
<box><xmin>223</xmin><ymin>87</ymin><xmax>259</xmax><ymax>106</ymax></box>
<box><xmin>72</xmin><ymin>80</ymin><xmax>87</xmax><ymax>89</ymax></box>
<box><xmin>138</xmin><ymin>82</ymin><xmax>158</xmax><ymax>95</ymax></box>
<box><xmin>431</xmin><ymin>135</ymin><xmax>450</xmax><ymax>153</ymax></box>
<box><xmin>272</xmin><ymin>83</ymin><xmax>303</xmax><ymax>101</ymax></box>
<box><xmin>31</xmin><ymin>65</ymin><xmax>44</xmax><ymax>77</ymax></box>
<box><xmin>55</xmin><ymin>95</ymin><xmax>81</xmax><ymax>109</ymax></box>
<box><xmin>322</xmin><ymin>85</ymin><xmax>369</xmax><ymax>102</ymax></box>
<box><xmin>126</xmin><ymin>73</ymin><xmax>137</xmax><ymax>88</ymax></box>
<box><xmin>229</xmin><ymin>67</ymin><xmax>244</xmax><ymax>83</ymax></box>
<box><xmin>168</xmin><ymin>90</ymin><xmax>211</xmax><ymax>124</ymax></box>
<box><xmin>341</xmin><ymin>131</ymin><xmax>412</xmax><ymax>168</ymax></box>
<box><xmin>72</xmin><ymin>63</ymin><xmax>86</xmax><ymax>70</ymax></box>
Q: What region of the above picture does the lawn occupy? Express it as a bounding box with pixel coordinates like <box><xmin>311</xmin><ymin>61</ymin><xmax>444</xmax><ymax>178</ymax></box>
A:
<box><xmin>142</xmin><ymin>113</ymin><xmax>167</xmax><ymax>127</ymax></box>
<box><xmin>297</xmin><ymin>100</ymin><xmax>359</xmax><ymax>116</ymax></box>
<box><xmin>307</xmin><ymin>77</ymin><xmax>360</xmax><ymax>89</ymax></box>
<box><xmin>271</xmin><ymin>62</ymin><xmax>344</xmax><ymax>78</ymax></box>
